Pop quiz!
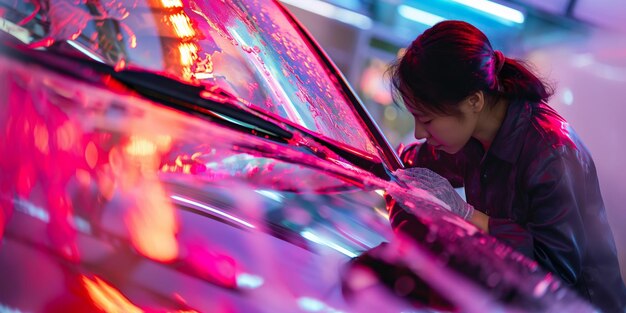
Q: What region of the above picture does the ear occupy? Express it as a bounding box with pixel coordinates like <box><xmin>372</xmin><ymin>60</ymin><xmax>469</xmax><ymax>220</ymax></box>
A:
<box><xmin>466</xmin><ymin>91</ymin><xmax>485</xmax><ymax>113</ymax></box>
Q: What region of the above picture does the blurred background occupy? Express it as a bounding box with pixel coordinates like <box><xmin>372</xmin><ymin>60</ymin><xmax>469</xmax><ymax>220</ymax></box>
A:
<box><xmin>280</xmin><ymin>0</ymin><xmax>626</xmax><ymax>283</ymax></box>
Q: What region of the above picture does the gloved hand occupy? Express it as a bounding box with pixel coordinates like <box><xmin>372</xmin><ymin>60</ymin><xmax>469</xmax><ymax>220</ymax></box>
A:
<box><xmin>393</xmin><ymin>168</ymin><xmax>474</xmax><ymax>220</ymax></box>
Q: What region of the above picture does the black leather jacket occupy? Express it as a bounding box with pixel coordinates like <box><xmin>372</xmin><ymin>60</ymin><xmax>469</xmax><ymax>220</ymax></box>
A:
<box><xmin>399</xmin><ymin>99</ymin><xmax>626</xmax><ymax>313</ymax></box>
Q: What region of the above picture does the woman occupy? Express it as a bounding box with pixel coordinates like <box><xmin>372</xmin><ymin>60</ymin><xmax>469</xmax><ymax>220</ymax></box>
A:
<box><xmin>389</xmin><ymin>20</ymin><xmax>626</xmax><ymax>312</ymax></box>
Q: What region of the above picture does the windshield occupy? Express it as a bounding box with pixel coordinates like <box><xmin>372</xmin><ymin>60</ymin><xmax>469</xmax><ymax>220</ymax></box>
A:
<box><xmin>0</xmin><ymin>52</ymin><xmax>384</xmax><ymax>192</ymax></box>
<box><xmin>0</xmin><ymin>0</ymin><xmax>379</xmax><ymax>158</ymax></box>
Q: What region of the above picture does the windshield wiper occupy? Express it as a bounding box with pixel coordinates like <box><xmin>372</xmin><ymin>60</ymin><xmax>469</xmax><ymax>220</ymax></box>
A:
<box><xmin>107</xmin><ymin>68</ymin><xmax>295</xmax><ymax>142</ymax></box>
<box><xmin>102</xmin><ymin>69</ymin><xmax>388</xmax><ymax>180</ymax></box>
<box><xmin>110</xmin><ymin>68</ymin><xmax>390</xmax><ymax>179</ymax></box>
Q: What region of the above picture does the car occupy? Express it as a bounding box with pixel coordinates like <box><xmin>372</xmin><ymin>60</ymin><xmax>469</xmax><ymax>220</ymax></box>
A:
<box><xmin>0</xmin><ymin>1</ymin><xmax>598</xmax><ymax>312</ymax></box>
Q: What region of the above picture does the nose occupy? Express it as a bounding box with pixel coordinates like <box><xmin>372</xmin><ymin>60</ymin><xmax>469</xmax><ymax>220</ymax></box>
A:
<box><xmin>414</xmin><ymin>124</ymin><xmax>429</xmax><ymax>140</ymax></box>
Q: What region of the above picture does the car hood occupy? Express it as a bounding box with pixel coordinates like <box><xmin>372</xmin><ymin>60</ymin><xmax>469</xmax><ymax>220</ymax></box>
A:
<box><xmin>0</xmin><ymin>49</ymin><xmax>395</xmax><ymax>312</ymax></box>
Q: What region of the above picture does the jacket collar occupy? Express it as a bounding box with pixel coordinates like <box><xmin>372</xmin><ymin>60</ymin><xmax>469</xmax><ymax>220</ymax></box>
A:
<box><xmin>485</xmin><ymin>99</ymin><xmax>533</xmax><ymax>164</ymax></box>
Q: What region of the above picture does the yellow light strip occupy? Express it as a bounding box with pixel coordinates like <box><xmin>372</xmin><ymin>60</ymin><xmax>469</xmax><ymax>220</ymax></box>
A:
<box><xmin>170</xmin><ymin>13</ymin><xmax>196</xmax><ymax>38</ymax></box>
<box><xmin>178</xmin><ymin>42</ymin><xmax>198</xmax><ymax>66</ymax></box>
<box><xmin>160</xmin><ymin>0</ymin><xmax>183</xmax><ymax>9</ymax></box>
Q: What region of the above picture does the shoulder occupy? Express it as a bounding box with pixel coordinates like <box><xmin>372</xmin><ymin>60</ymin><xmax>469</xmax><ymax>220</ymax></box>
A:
<box><xmin>520</xmin><ymin>102</ymin><xmax>594</xmax><ymax>177</ymax></box>
<box><xmin>524</xmin><ymin>102</ymin><xmax>588</xmax><ymax>158</ymax></box>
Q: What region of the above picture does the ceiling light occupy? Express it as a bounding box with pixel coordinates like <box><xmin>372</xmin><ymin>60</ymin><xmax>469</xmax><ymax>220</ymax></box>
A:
<box><xmin>451</xmin><ymin>0</ymin><xmax>525</xmax><ymax>24</ymax></box>
<box><xmin>398</xmin><ymin>5</ymin><xmax>446</xmax><ymax>26</ymax></box>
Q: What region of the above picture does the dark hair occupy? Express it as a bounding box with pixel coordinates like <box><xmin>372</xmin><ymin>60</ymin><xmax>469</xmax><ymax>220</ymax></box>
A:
<box><xmin>388</xmin><ymin>20</ymin><xmax>553</xmax><ymax>115</ymax></box>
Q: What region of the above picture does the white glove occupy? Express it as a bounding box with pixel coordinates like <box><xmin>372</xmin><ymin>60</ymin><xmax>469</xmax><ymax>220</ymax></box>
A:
<box><xmin>393</xmin><ymin>168</ymin><xmax>474</xmax><ymax>220</ymax></box>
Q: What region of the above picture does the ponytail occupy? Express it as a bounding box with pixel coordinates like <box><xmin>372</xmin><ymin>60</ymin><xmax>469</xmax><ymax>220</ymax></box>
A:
<box><xmin>497</xmin><ymin>57</ymin><xmax>554</xmax><ymax>103</ymax></box>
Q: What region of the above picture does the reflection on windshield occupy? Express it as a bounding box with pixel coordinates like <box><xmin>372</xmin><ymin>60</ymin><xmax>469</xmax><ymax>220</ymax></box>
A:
<box><xmin>0</xmin><ymin>0</ymin><xmax>379</xmax><ymax>159</ymax></box>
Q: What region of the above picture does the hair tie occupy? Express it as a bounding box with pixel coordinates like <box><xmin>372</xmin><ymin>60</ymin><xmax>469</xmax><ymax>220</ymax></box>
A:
<box><xmin>494</xmin><ymin>50</ymin><xmax>505</xmax><ymax>74</ymax></box>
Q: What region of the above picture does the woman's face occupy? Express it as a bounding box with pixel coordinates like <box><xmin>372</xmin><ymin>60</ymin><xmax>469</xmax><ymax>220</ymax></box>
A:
<box><xmin>408</xmin><ymin>98</ymin><xmax>480</xmax><ymax>154</ymax></box>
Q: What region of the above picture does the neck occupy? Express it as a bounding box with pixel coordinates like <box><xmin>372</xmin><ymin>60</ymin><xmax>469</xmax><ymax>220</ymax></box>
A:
<box><xmin>473</xmin><ymin>97</ymin><xmax>509</xmax><ymax>151</ymax></box>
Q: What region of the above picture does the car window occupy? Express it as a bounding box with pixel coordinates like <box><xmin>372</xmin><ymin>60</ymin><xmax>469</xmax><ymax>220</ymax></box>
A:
<box><xmin>0</xmin><ymin>0</ymin><xmax>379</xmax><ymax>159</ymax></box>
